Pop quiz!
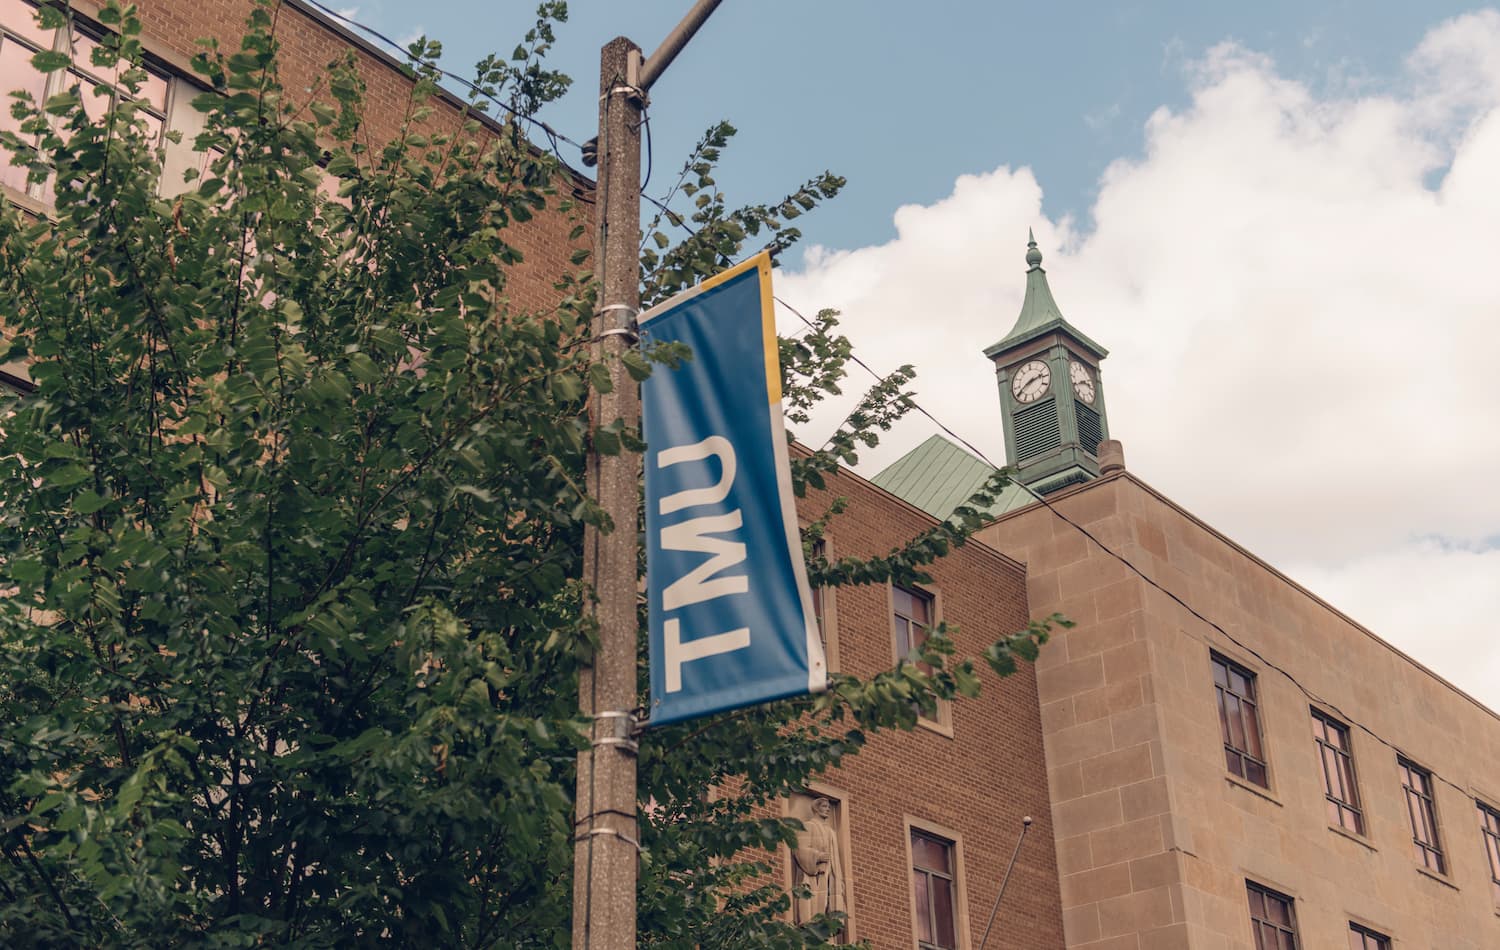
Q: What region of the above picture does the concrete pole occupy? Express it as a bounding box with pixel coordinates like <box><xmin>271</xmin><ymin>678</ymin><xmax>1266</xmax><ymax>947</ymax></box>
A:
<box><xmin>573</xmin><ymin>35</ymin><xmax>644</xmax><ymax>950</ymax></box>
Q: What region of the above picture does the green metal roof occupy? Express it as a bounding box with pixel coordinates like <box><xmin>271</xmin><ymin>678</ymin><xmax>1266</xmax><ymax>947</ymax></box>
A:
<box><xmin>871</xmin><ymin>434</ymin><xmax>1034</xmax><ymax>521</ymax></box>
<box><xmin>982</xmin><ymin>233</ymin><xmax>1108</xmax><ymax>361</ymax></box>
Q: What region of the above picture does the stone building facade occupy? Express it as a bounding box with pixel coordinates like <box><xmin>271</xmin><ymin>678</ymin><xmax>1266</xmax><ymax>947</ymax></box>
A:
<box><xmin>792</xmin><ymin>463</ymin><xmax>1065</xmax><ymax>949</ymax></box>
<box><xmin>877</xmin><ymin>240</ymin><xmax>1500</xmax><ymax>949</ymax></box>
<box><xmin>979</xmin><ymin>455</ymin><xmax>1500</xmax><ymax>949</ymax></box>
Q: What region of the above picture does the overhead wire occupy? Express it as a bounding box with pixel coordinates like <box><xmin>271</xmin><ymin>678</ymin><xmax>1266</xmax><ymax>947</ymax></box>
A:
<box><xmin>299</xmin><ymin>0</ymin><xmax>589</xmax><ymax>168</ymax></box>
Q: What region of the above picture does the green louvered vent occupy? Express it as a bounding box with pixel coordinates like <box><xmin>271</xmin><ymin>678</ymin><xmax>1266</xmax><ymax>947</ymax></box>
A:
<box><xmin>1014</xmin><ymin>399</ymin><xmax>1060</xmax><ymax>462</ymax></box>
<box><xmin>1075</xmin><ymin>402</ymin><xmax>1102</xmax><ymax>456</ymax></box>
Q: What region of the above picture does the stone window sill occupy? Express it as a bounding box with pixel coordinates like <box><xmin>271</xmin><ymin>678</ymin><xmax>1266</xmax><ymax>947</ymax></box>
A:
<box><xmin>1326</xmin><ymin>824</ymin><xmax>1376</xmax><ymax>853</ymax></box>
<box><xmin>1225</xmin><ymin>773</ymin><xmax>1282</xmax><ymax>807</ymax></box>
<box><xmin>917</xmin><ymin>712</ymin><xmax>954</xmax><ymax>740</ymax></box>
<box><xmin>1415</xmin><ymin>865</ymin><xmax>1459</xmax><ymax>891</ymax></box>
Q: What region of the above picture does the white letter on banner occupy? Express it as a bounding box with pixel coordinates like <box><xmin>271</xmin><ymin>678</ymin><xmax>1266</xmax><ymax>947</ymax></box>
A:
<box><xmin>657</xmin><ymin>436</ymin><xmax>736</xmax><ymax>515</ymax></box>
<box><xmin>664</xmin><ymin>619</ymin><xmax>751</xmax><ymax>693</ymax></box>
<box><xmin>660</xmin><ymin>512</ymin><xmax>748</xmax><ymax>610</ymax></box>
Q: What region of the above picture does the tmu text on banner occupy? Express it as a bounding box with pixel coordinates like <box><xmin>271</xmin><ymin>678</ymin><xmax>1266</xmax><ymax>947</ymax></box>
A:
<box><xmin>639</xmin><ymin>252</ymin><xmax>827</xmax><ymax>727</ymax></box>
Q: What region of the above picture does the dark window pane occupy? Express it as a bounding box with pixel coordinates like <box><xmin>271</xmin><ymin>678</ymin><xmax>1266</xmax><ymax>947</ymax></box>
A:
<box><xmin>912</xmin><ymin>832</ymin><xmax>950</xmax><ymax>872</ymax></box>
<box><xmin>932</xmin><ymin>876</ymin><xmax>956</xmax><ymax>948</ymax></box>
<box><xmin>1244</xmin><ymin>760</ymin><xmax>1267</xmax><ymax>787</ymax></box>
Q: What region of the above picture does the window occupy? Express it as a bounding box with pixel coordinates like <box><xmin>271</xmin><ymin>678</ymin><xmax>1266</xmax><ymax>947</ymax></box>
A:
<box><xmin>1245</xmin><ymin>882</ymin><xmax>1298</xmax><ymax>950</ymax></box>
<box><xmin>1312</xmin><ymin>709</ymin><xmax>1363</xmax><ymax>834</ymax></box>
<box><xmin>0</xmin><ymin>0</ymin><xmax>197</xmax><ymax>203</ymax></box>
<box><xmin>0</xmin><ymin>0</ymin><xmax>54</xmax><ymax>194</ymax></box>
<box><xmin>1213</xmin><ymin>653</ymin><xmax>1268</xmax><ymax>788</ymax></box>
<box><xmin>893</xmin><ymin>585</ymin><xmax>933</xmax><ymax>671</ymax></box>
<box><xmin>1480</xmin><ymin>801</ymin><xmax>1500</xmax><ymax>904</ymax></box>
<box><xmin>910</xmin><ymin>829</ymin><xmax>959</xmax><ymax>950</ymax></box>
<box><xmin>894</xmin><ymin>585</ymin><xmax>949</xmax><ymax>730</ymax></box>
<box><xmin>1347</xmin><ymin>923</ymin><xmax>1390</xmax><ymax>950</ymax></box>
<box><xmin>1398</xmin><ymin>757</ymin><xmax>1445</xmax><ymax>874</ymax></box>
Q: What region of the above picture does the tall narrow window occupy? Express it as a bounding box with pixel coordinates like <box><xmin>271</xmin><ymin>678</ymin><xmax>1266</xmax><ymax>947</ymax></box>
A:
<box><xmin>893</xmin><ymin>585</ymin><xmax>933</xmax><ymax>672</ymax></box>
<box><xmin>1213</xmin><ymin>653</ymin><xmax>1268</xmax><ymax>788</ymax></box>
<box><xmin>1480</xmin><ymin>801</ymin><xmax>1500</xmax><ymax>905</ymax></box>
<box><xmin>1398</xmin><ymin>757</ymin><xmax>1445</xmax><ymax>874</ymax></box>
<box><xmin>1246</xmin><ymin>882</ymin><xmax>1298</xmax><ymax>950</ymax></box>
<box><xmin>1312</xmin><ymin>709</ymin><xmax>1363</xmax><ymax>834</ymax></box>
<box><xmin>911</xmin><ymin>829</ymin><xmax>959</xmax><ymax>950</ymax></box>
<box><xmin>1347</xmin><ymin>923</ymin><xmax>1390</xmax><ymax>950</ymax></box>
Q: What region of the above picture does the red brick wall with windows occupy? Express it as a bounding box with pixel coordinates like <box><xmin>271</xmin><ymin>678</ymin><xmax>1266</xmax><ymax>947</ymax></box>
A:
<box><xmin>793</xmin><ymin>465</ymin><xmax>1063</xmax><ymax>949</ymax></box>
<box><xmin>14</xmin><ymin>0</ymin><xmax>591</xmax><ymax>316</ymax></box>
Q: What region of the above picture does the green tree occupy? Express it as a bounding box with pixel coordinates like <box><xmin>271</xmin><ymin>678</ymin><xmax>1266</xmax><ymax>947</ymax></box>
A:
<box><xmin>0</xmin><ymin>3</ymin><xmax>1060</xmax><ymax>946</ymax></box>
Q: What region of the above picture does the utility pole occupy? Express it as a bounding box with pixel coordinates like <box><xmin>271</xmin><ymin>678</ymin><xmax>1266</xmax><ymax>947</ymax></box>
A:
<box><xmin>573</xmin><ymin>4</ymin><xmax>723</xmax><ymax>949</ymax></box>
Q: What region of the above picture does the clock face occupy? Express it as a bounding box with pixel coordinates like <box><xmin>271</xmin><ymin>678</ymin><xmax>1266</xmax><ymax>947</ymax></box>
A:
<box><xmin>1010</xmin><ymin>359</ymin><xmax>1051</xmax><ymax>404</ymax></box>
<box><xmin>1070</xmin><ymin>360</ymin><xmax>1096</xmax><ymax>404</ymax></box>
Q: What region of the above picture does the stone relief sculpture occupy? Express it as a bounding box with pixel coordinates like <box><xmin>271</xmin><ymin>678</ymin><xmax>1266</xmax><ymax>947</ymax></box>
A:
<box><xmin>790</xmin><ymin>793</ymin><xmax>847</xmax><ymax>931</ymax></box>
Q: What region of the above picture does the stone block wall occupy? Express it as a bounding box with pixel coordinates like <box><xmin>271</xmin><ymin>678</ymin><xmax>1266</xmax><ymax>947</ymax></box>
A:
<box><xmin>981</xmin><ymin>471</ymin><xmax>1500</xmax><ymax>949</ymax></box>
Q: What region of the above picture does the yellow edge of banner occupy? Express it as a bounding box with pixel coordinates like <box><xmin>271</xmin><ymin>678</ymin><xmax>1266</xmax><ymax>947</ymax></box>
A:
<box><xmin>689</xmin><ymin>251</ymin><xmax>780</xmax><ymax>406</ymax></box>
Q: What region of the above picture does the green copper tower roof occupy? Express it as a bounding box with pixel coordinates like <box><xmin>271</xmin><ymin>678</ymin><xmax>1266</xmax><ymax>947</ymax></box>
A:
<box><xmin>983</xmin><ymin>232</ymin><xmax>1108</xmax><ymax>360</ymax></box>
<box><xmin>871</xmin><ymin>434</ymin><xmax>1034</xmax><ymax>521</ymax></box>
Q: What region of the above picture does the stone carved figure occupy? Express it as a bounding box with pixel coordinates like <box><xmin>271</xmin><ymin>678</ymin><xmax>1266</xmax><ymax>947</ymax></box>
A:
<box><xmin>791</xmin><ymin>795</ymin><xmax>846</xmax><ymax>930</ymax></box>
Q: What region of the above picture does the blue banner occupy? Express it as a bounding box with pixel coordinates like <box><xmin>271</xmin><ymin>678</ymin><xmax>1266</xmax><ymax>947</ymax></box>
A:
<box><xmin>639</xmin><ymin>252</ymin><xmax>827</xmax><ymax>727</ymax></box>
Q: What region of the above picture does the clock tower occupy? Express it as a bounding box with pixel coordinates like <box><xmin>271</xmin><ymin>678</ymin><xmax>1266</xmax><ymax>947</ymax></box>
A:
<box><xmin>983</xmin><ymin>233</ymin><xmax>1111</xmax><ymax>494</ymax></box>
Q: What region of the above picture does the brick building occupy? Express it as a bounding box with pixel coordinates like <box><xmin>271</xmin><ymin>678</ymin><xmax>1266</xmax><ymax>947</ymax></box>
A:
<box><xmin>0</xmin><ymin>3</ymin><xmax>1068</xmax><ymax>946</ymax></box>
<box><xmin>0</xmin><ymin>0</ymin><xmax>589</xmax><ymax>363</ymax></box>
<box><xmin>789</xmin><ymin>463</ymin><xmax>1065</xmax><ymax>949</ymax></box>
<box><xmin>878</xmin><ymin>239</ymin><xmax>1500</xmax><ymax>948</ymax></box>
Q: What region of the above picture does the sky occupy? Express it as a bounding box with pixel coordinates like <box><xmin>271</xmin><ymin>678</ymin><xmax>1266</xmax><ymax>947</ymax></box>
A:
<box><xmin>339</xmin><ymin>2</ymin><xmax>1500</xmax><ymax>711</ymax></box>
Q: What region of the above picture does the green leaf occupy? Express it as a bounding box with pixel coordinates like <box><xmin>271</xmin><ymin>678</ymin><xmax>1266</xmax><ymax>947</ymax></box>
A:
<box><xmin>10</xmin><ymin>558</ymin><xmax>46</xmax><ymax>583</ymax></box>
<box><xmin>73</xmin><ymin>490</ymin><xmax>109</xmax><ymax>514</ymax></box>
<box><xmin>44</xmin><ymin>464</ymin><xmax>90</xmax><ymax>489</ymax></box>
<box><xmin>30</xmin><ymin>50</ymin><xmax>70</xmax><ymax>73</ymax></box>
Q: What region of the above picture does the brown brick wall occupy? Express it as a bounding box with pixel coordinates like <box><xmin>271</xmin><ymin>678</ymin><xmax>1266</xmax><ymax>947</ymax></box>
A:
<box><xmin>124</xmin><ymin>0</ymin><xmax>592</xmax><ymax>316</ymax></box>
<box><xmin>795</xmin><ymin>468</ymin><xmax>1064</xmax><ymax>949</ymax></box>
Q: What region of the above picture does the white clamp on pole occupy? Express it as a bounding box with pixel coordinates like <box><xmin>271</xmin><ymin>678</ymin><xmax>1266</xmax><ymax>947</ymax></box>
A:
<box><xmin>592</xmin><ymin>709</ymin><xmax>640</xmax><ymax>755</ymax></box>
<box><xmin>596</xmin><ymin>304</ymin><xmax>639</xmax><ymax>344</ymax></box>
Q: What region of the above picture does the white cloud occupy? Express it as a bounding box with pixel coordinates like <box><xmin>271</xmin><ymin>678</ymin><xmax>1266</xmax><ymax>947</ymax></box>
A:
<box><xmin>778</xmin><ymin>11</ymin><xmax>1500</xmax><ymax>709</ymax></box>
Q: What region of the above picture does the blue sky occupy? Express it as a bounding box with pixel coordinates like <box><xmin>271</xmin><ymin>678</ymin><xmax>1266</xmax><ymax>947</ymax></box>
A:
<box><xmin>344</xmin><ymin>0</ymin><xmax>1477</xmax><ymax>253</ymax></box>
<box><xmin>333</xmin><ymin>2</ymin><xmax>1500</xmax><ymax>708</ymax></box>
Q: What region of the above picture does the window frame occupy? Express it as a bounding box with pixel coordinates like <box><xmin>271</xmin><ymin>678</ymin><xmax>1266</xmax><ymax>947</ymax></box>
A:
<box><xmin>890</xmin><ymin>583</ymin><xmax>950</xmax><ymax>735</ymax></box>
<box><xmin>1245</xmin><ymin>880</ymin><xmax>1299</xmax><ymax>950</ymax></box>
<box><xmin>1397</xmin><ymin>756</ymin><xmax>1445</xmax><ymax>875</ymax></box>
<box><xmin>904</xmin><ymin>818</ymin><xmax>969</xmax><ymax>950</ymax></box>
<box><xmin>1311</xmin><ymin>707</ymin><xmax>1364</xmax><ymax>835</ymax></box>
<box><xmin>0</xmin><ymin>0</ymin><xmax>208</xmax><ymax>207</ymax></box>
<box><xmin>1212</xmin><ymin>652</ymin><xmax>1270</xmax><ymax>789</ymax></box>
<box><xmin>1347</xmin><ymin>922</ymin><xmax>1390</xmax><ymax>950</ymax></box>
<box><xmin>1479</xmin><ymin>798</ymin><xmax>1500</xmax><ymax>906</ymax></box>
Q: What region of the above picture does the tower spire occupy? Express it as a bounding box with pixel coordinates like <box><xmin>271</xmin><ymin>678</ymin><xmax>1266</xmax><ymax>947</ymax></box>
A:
<box><xmin>981</xmin><ymin>232</ymin><xmax>1112</xmax><ymax>495</ymax></box>
<box><xmin>1026</xmin><ymin>229</ymin><xmax>1042</xmax><ymax>271</ymax></box>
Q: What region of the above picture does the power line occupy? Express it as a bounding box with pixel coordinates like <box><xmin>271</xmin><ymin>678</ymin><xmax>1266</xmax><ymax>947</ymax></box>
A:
<box><xmin>769</xmin><ymin>294</ymin><xmax>1479</xmax><ymax>803</ymax></box>
<box><xmin>298</xmin><ymin>0</ymin><xmax>589</xmax><ymax>166</ymax></box>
